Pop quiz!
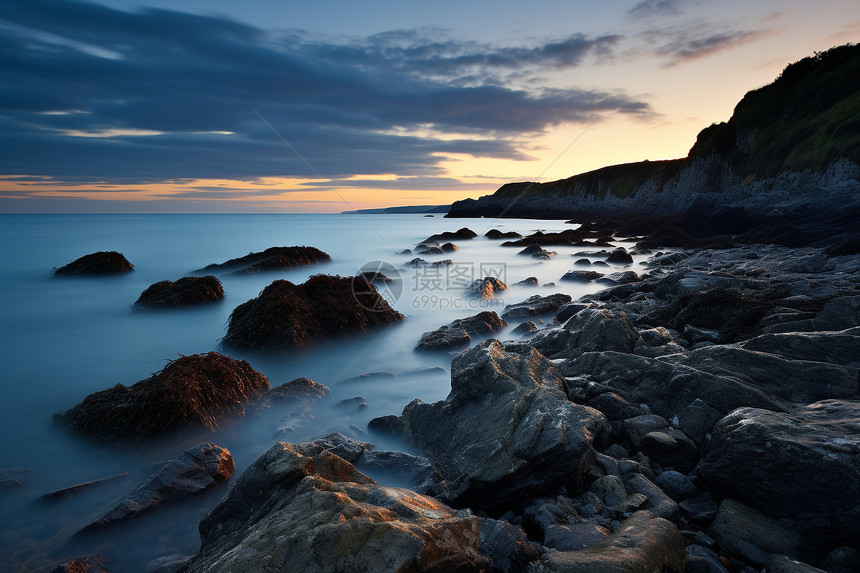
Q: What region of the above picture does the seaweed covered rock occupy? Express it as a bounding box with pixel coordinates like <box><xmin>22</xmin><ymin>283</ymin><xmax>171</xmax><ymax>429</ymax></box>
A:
<box><xmin>54</xmin><ymin>251</ymin><xmax>133</xmax><ymax>276</ymax></box>
<box><xmin>181</xmin><ymin>439</ymin><xmax>537</xmax><ymax>572</ymax></box>
<box><xmin>56</xmin><ymin>352</ymin><xmax>270</xmax><ymax>440</ymax></box>
<box><xmin>374</xmin><ymin>340</ymin><xmax>608</xmax><ymax>508</ymax></box>
<box><xmin>223</xmin><ymin>275</ymin><xmax>405</xmax><ymax>351</ymax></box>
<box><xmin>79</xmin><ymin>443</ymin><xmax>234</xmax><ymax>534</ymax></box>
<box><xmin>416</xmin><ymin>311</ymin><xmax>507</xmax><ymax>351</ymax></box>
<box><xmin>134</xmin><ymin>276</ymin><xmax>224</xmax><ymax>308</ymax></box>
<box><xmin>199</xmin><ymin>246</ymin><xmax>331</xmax><ymax>275</ymax></box>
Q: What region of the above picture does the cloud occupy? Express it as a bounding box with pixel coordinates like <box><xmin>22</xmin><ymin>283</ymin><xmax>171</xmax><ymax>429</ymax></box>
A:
<box><xmin>0</xmin><ymin>0</ymin><xmax>652</xmax><ymax>186</ymax></box>
<box><xmin>627</xmin><ymin>0</ymin><xmax>698</xmax><ymax>20</ymax></box>
<box><xmin>635</xmin><ymin>20</ymin><xmax>771</xmax><ymax>67</ymax></box>
<box><xmin>297</xmin><ymin>176</ymin><xmax>493</xmax><ymax>191</ymax></box>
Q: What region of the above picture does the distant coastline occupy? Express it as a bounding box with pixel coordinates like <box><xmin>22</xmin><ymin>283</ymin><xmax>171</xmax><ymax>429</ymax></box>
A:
<box><xmin>341</xmin><ymin>204</ymin><xmax>450</xmax><ymax>215</ymax></box>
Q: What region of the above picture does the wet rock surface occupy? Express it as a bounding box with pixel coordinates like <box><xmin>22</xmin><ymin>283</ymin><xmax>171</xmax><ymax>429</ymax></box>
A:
<box><xmin>198</xmin><ymin>246</ymin><xmax>331</xmax><ymax>274</ymax></box>
<box><xmin>56</xmin><ymin>352</ymin><xmax>270</xmax><ymax>440</ymax></box>
<box><xmin>223</xmin><ymin>275</ymin><xmax>405</xmax><ymax>350</ymax></box>
<box><xmin>134</xmin><ymin>276</ymin><xmax>224</xmax><ymax>308</ymax></box>
<box><xmin>54</xmin><ymin>251</ymin><xmax>134</xmax><ymax>276</ymax></box>
<box><xmin>416</xmin><ymin>311</ymin><xmax>507</xmax><ymax>351</ymax></box>
<box><xmin>372</xmin><ymin>340</ymin><xmax>609</xmax><ymax>508</ymax></box>
<box><xmin>79</xmin><ymin>443</ymin><xmax>234</xmax><ymax>534</ymax></box>
<box><xmin>502</xmin><ymin>293</ymin><xmax>572</xmax><ymax>320</ymax></box>
<box><xmin>180</xmin><ymin>437</ymin><xmax>536</xmax><ymax>573</ymax></box>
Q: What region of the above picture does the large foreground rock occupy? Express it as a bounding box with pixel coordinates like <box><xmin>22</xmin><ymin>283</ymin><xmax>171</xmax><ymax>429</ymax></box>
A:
<box><xmin>540</xmin><ymin>510</ymin><xmax>685</xmax><ymax>573</ymax></box>
<box><xmin>696</xmin><ymin>400</ymin><xmax>860</xmax><ymax>541</ymax></box>
<box><xmin>416</xmin><ymin>311</ymin><xmax>507</xmax><ymax>351</ymax></box>
<box><xmin>223</xmin><ymin>276</ymin><xmax>405</xmax><ymax>351</ymax></box>
<box><xmin>134</xmin><ymin>276</ymin><xmax>224</xmax><ymax>308</ymax></box>
<box><xmin>372</xmin><ymin>340</ymin><xmax>608</xmax><ymax>508</ymax></box>
<box><xmin>181</xmin><ymin>440</ymin><xmax>538</xmax><ymax>572</ymax></box>
<box><xmin>56</xmin><ymin>352</ymin><xmax>270</xmax><ymax>440</ymax></box>
<box><xmin>199</xmin><ymin>246</ymin><xmax>331</xmax><ymax>274</ymax></box>
<box><xmin>54</xmin><ymin>251</ymin><xmax>133</xmax><ymax>276</ymax></box>
<box><xmin>80</xmin><ymin>443</ymin><xmax>233</xmax><ymax>534</ymax></box>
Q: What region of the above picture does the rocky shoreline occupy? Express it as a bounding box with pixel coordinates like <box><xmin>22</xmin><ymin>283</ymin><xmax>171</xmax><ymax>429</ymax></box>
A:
<box><xmin>21</xmin><ymin>229</ymin><xmax>860</xmax><ymax>572</ymax></box>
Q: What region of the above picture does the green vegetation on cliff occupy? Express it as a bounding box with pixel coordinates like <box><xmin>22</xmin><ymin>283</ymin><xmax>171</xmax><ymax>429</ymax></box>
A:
<box><xmin>481</xmin><ymin>43</ymin><xmax>860</xmax><ymax>204</ymax></box>
<box><xmin>690</xmin><ymin>43</ymin><xmax>860</xmax><ymax>178</ymax></box>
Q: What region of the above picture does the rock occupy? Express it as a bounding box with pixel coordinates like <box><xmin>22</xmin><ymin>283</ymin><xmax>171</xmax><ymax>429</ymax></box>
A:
<box><xmin>56</xmin><ymin>352</ymin><xmax>270</xmax><ymax>440</ymax></box>
<box><xmin>336</xmin><ymin>396</ymin><xmax>367</xmax><ymax>410</ymax></box>
<box><xmin>625</xmin><ymin>474</ymin><xmax>680</xmax><ymax>520</ymax></box>
<box><xmin>685</xmin><ymin>545</ymin><xmax>730</xmax><ymax>573</ymax></box>
<box><xmin>40</xmin><ymin>472</ymin><xmax>130</xmax><ymax>502</ymax></box>
<box><xmin>707</xmin><ymin>499</ymin><xmax>807</xmax><ymax>567</ymax></box>
<box><xmin>606</xmin><ymin>247</ymin><xmax>634</xmax><ymax>265</ymax></box>
<box><xmin>540</xmin><ymin>510</ymin><xmax>685</xmax><ymax>573</ymax></box>
<box><xmin>502</xmin><ymin>293</ymin><xmax>572</xmax><ymax>319</ymax></box>
<box><xmin>739</xmin><ymin>328</ymin><xmax>860</xmax><ymax>367</ymax></box>
<box><xmin>515</xmin><ymin>277</ymin><xmax>539</xmax><ymax>286</ymax></box>
<box><xmin>623</xmin><ymin>414</ymin><xmax>670</xmax><ymax>448</ymax></box>
<box><xmin>398</xmin><ymin>249</ymin><xmax>413</xmax><ymax>255</ymax></box>
<box><xmin>181</xmin><ymin>439</ymin><xmax>530</xmax><ymax>572</ymax></box>
<box><xmin>821</xmin><ymin>547</ymin><xmax>860</xmax><ymax>573</ymax></box>
<box><xmin>466</xmin><ymin>277</ymin><xmax>508</xmax><ymax>299</ymax></box>
<box><xmin>766</xmin><ymin>555</ymin><xmax>827</xmax><ymax>573</ymax></box>
<box><xmin>679</xmin><ymin>491</ymin><xmax>719</xmax><ymax>523</ymax></box>
<box><xmin>416</xmin><ymin>311</ymin><xmax>507</xmax><ymax>351</ymax></box>
<box><xmin>261</xmin><ymin>377</ymin><xmax>330</xmax><ymax>405</ymax></box>
<box><xmin>696</xmin><ymin>401</ymin><xmax>860</xmax><ymax>541</ymax></box>
<box><xmin>223</xmin><ymin>276</ymin><xmax>405</xmax><ymax>350</ymax></box>
<box><xmin>54</xmin><ymin>251</ymin><xmax>133</xmax><ymax>275</ymax></box>
<box><xmin>543</xmin><ymin>523</ymin><xmax>609</xmax><ymax>551</ymax></box>
<box><xmin>0</xmin><ymin>478</ymin><xmax>24</xmax><ymax>492</ymax></box>
<box><xmin>199</xmin><ymin>246</ymin><xmax>331</xmax><ymax>274</ymax></box>
<box><xmin>676</xmin><ymin>399</ymin><xmax>724</xmax><ymax>446</ymax></box>
<box><xmin>79</xmin><ymin>443</ymin><xmax>234</xmax><ymax>534</ymax></box>
<box><xmin>812</xmin><ymin>295</ymin><xmax>860</xmax><ymax>329</ymax></box>
<box><xmin>416</xmin><ymin>245</ymin><xmax>444</xmax><ymax>255</ymax></box>
<box><xmin>423</xmin><ymin>227</ymin><xmax>478</xmax><ymax>242</ymax></box>
<box><xmin>590</xmin><ymin>475</ymin><xmax>628</xmax><ymax>507</ymax></box>
<box><xmin>45</xmin><ymin>556</ymin><xmax>111</xmax><ymax>573</ymax></box>
<box><xmin>485</xmin><ymin>229</ymin><xmax>522</xmax><ymax>239</ymax></box>
<box><xmin>573</xmin><ymin>258</ymin><xmax>593</xmax><ymax>266</ymax></box>
<box><xmin>654</xmin><ymin>470</ymin><xmax>697</xmax><ymax>501</ymax></box>
<box><xmin>478</xmin><ymin>517</ymin><xmax>542</xmax><ymax>571</ymax></box>
<box><xmin>560</xmin><ymin>270</ymin><xmax>604</xmax><ymax>282</ymax></box>
<box><xmin>512</xmin><ymin>321</ymin><xmax>539</xmax><ymax>335</ymax></box>
<box><xmin>134</xmin><ymin>276</ymin><xmax>224</xmax><ymax>308</ymax></box>
<box><xmin>597</xmin><ymin>271</ymin><xmax>640</xmax><ymax>285</ymax></box>
<box><xmin>359</xmin><ymin>271</ymin><xmax>393</xmax><ymax>283</ymax></box>
<box><xmin>554</xmin><ymin>302</ymin><xmax>588</xmax><ymax>324</ymax></box>
<box><xmin>146</xmin><ymin>554</ymin><xmax>191</xmax><ymax>573</ymax></box>
<box><xmin>441</xmin><ymin>242</ymin><xmax>459</xmax><ymax>252</ymax></box>
<box><xmin>518</xmin><ymin>244</ymin><xmax>545</xmax><ymax>256</ymax></box>
<box><xmin>373</xmin><ymin>340</ymin><xmax>608</xmax><ymax>508</ymax></box>
<box><xmin>356</xmin><ymin>449</ymin><xmax>434</xmax><ymax>491</ymax></box>
<box><xmin>547</xmin><ymin>308</ymin><xmax>641</xmax><ymax>359</ymax></box>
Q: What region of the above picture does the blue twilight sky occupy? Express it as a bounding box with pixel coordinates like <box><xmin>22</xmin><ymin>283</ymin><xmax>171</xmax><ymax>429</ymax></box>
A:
<box><xmin>0</xmin><ymin>0</ymin><xmax>857</xmax><ymax>212</ymax></box>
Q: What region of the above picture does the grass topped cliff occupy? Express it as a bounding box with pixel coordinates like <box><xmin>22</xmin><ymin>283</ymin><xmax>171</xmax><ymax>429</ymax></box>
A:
<box><xmin>690</xmin><ymin>43</ymin><xmax>860</xmax><ymax>178</ymax></box>
<box><xmin>450</xmin><ymin>43</ymin><xmax>860</xmax><ymax>216</ymax></box>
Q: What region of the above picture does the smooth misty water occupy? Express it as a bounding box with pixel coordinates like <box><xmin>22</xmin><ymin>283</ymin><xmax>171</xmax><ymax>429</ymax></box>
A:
<box><xmin>0</xmin><ymin>214</ymin><xmax>648</xmax><ymax>572</ymax></box>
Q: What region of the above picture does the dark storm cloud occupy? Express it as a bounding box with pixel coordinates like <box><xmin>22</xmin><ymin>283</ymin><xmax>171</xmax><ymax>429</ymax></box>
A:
<box><xmin>0</xmin><ymin>0</ymin><xmax>652</xmax><ymax>185</ymax></box>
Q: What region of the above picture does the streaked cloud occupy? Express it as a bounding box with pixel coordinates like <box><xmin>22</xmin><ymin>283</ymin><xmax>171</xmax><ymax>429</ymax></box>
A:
<box><xmin>0</xmin><ymin>0</ymin><xmax>652</xmax><ymax>186</ymax></box>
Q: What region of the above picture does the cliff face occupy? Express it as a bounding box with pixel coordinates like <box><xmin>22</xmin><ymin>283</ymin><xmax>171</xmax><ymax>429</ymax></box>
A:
<box><xmin>448</xmin><ymin>44</ymin><xmax>860</xmax><ymax>220</ymax></box>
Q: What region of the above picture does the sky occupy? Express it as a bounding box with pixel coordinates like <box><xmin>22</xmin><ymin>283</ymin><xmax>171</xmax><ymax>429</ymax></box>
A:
<box><xmin>0</xmin><ymin>0</ymin><xmax>857</xmax><ymax>213</ymax></box>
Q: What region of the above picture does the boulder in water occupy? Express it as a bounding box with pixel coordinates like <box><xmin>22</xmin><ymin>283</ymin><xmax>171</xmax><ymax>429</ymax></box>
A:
<box><xmin>54</xmin><ymin>251</ymin><xmax>134</xmax><ymax>276</ymax></box>
<box><xmin>134</xmin><ymin>276</ymin><xmax>224</xmax><ymax>308</ymax></box>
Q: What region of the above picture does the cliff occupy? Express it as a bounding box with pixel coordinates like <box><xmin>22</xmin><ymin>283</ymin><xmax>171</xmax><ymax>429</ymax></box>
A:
<box><xmin>447</xmin><ymin>44</ymin><xmax>860</xmax><ymax>220</ymax></box>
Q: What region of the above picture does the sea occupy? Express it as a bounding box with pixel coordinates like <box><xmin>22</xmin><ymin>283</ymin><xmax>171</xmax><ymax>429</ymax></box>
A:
<box><xmin>0</xmin><ymin>213</ymin><xmax>649</xmax><ymax>572</ymax></box>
